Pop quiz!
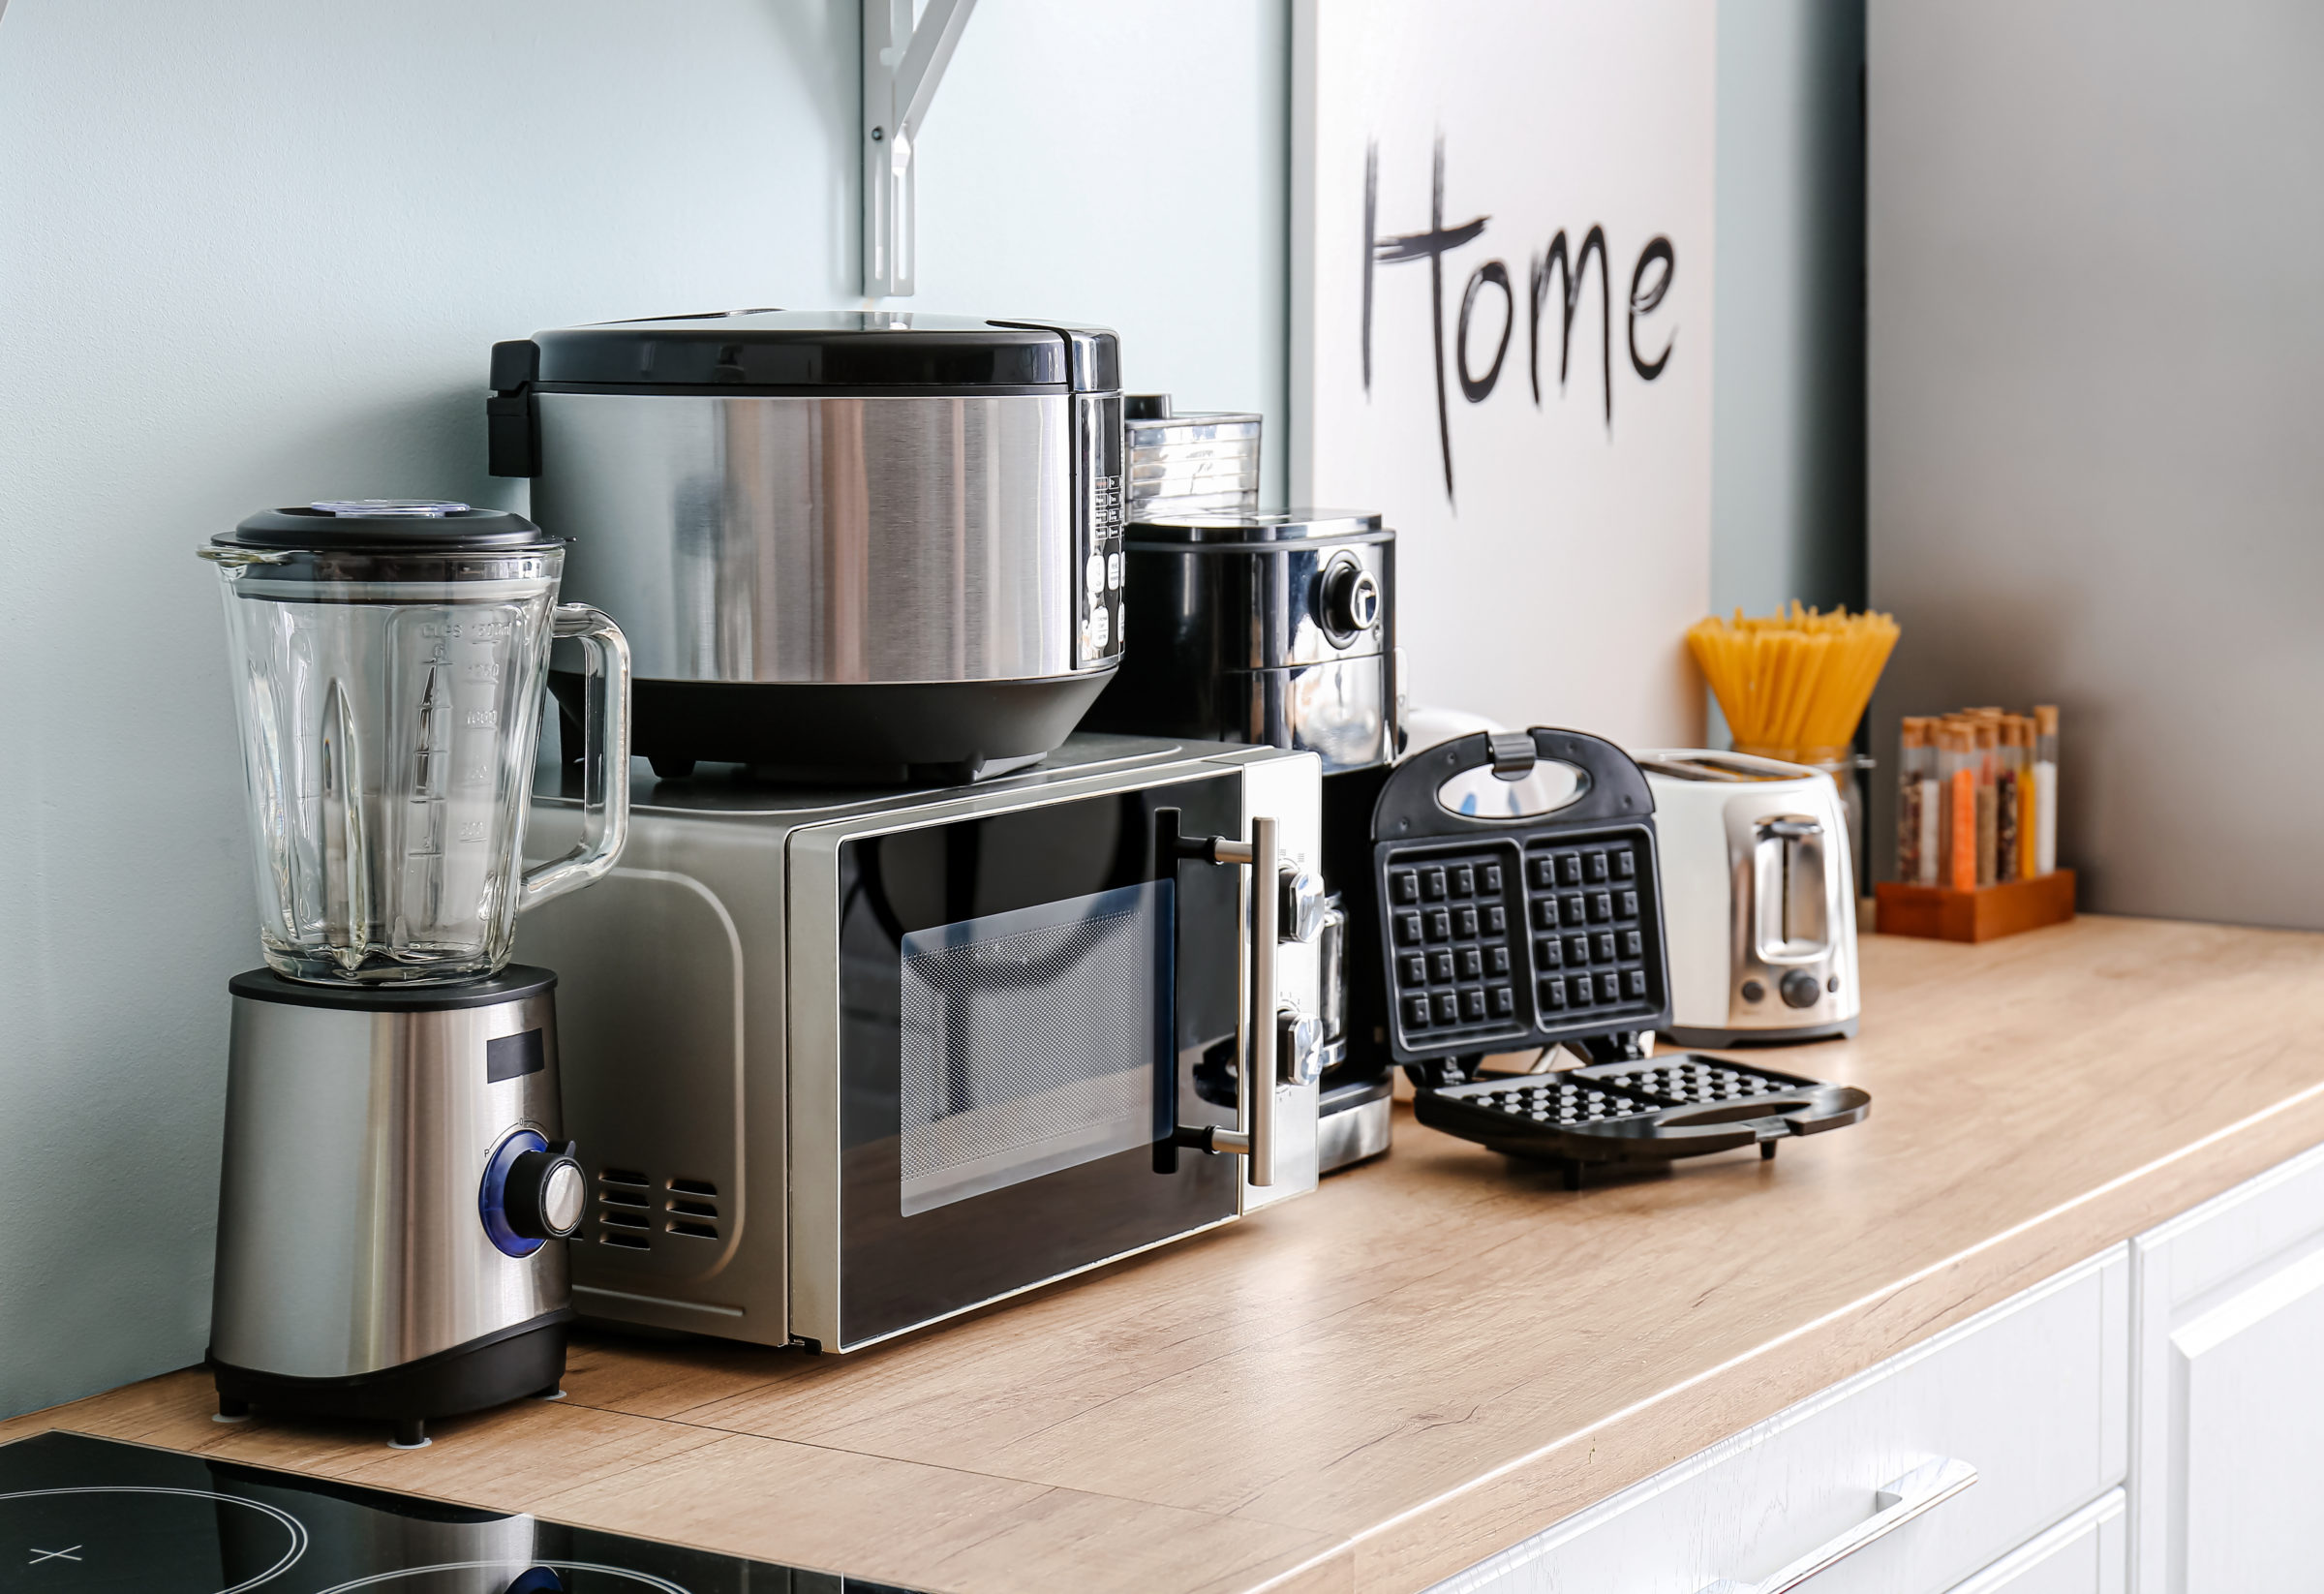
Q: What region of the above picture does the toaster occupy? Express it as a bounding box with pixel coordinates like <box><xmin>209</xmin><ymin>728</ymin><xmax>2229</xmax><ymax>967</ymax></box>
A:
<box><xmin>1636</xmin><ymin>750</ymin><xmax>1859</xmax><ymax>1048</ymax></box>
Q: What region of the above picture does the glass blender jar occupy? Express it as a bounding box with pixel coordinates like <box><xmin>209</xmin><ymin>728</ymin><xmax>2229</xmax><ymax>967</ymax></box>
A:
<box><xmin>201</xmin><ymin>501</ymin><xmax>629</xmax><ymax>983</ymax></box>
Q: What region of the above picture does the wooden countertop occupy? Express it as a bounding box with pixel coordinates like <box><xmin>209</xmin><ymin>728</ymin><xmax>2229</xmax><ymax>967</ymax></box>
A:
<box><xmin>14</xmin><ymin>916</ymin><xmax>2324</xmax><ymax>1594</ymax></box>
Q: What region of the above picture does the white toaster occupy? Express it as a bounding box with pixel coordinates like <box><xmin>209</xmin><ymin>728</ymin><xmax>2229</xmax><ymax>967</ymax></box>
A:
<box><xmin>1635</xmin><ymin>750</ymin><xmax>1859</xmax><ymax>1048</ymax></box>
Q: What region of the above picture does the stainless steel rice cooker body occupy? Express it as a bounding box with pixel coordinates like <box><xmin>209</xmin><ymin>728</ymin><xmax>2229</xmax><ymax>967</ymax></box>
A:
<box><xmin>490</xmin><ymin>312</ymin><xmax>1123</xmax><ymax>782</ymax></box>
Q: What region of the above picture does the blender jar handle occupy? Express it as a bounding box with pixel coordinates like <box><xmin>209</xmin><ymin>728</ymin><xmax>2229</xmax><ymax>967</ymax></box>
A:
<box><xmin>522</xmin><ymin>603</ymin><xmax>632</xmax><ymax>910</ymax></box>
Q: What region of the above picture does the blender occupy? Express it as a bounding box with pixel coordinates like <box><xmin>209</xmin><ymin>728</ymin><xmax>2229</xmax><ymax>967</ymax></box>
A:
<box><xmin>199</xmin><ymin>501</ymin><xmax>630</xmax><ymax>1448</ymax></box>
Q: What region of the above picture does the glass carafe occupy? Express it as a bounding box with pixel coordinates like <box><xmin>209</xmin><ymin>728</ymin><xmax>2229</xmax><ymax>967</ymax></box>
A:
<box><xmin>202</xmin><ymin>502</ymin><xmax>629</xmax><ymax>985</ymax></box>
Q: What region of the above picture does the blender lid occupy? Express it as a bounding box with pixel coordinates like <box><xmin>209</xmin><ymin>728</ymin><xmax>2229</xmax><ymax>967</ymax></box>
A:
<box><xmin>1124</xmin><ymin>507</ymin><xmax>1386</xmax><ymax>544</ymax></box>
<box><xmin>509</xmin><ymin>310</ymin><xmax>1119</xmax><ymax>392</ymax></box>
<box><xmin>215</xmin><ymin>502</ymin><xmax>562</xmax><ymax>552</ymax></box>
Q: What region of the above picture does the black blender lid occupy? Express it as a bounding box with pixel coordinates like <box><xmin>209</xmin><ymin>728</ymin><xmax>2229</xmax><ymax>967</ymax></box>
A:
<box><xmin>1125</xmin><ymin>507</ymin><xmax>1386</xmax><ymax>544</ymax></box>
<box><xmin>215</xmin><ymin>501</ymin><xmax>559</xmax><ymax>552</ymax></box>
<box><xmin>507</xmin><ymin>310</ymin><xmax>1118</xmax><ymax>392</ymax></box>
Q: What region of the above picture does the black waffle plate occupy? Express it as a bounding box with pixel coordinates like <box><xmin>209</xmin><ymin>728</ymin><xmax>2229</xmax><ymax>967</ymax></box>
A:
<box><xmin>1414</xmin><ymin>1055</ymin><xmax>1871</xmax><ymax>1181</ymax></box>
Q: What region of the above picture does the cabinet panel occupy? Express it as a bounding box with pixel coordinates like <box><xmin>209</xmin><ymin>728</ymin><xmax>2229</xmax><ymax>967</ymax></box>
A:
<box><xmin>1944</xmin><ymin>1490</ymin><xmax>2125</xmax><ymax>1594</ymax></box>
<box><xmin>2131</xmin><ymin>1139</ymin><xmax>2324</xmax><ymax>1593</ymax></box>
<box><xmin>2173</xmin><ymin>1246</ymin><xmax>2324</xmax><ymax>1589</ymax></box>
<box><xmin>1431</xmin><ymin>1248</ymin><xmax>2128</xmax><ymax>1594</ymax></box>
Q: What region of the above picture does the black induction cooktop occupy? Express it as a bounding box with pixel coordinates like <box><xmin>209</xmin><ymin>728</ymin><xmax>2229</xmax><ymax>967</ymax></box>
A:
<box><xmin>0</xmin><ymin>1432</ymin><xmax>925</xmax><ymax>1593</ymax></box>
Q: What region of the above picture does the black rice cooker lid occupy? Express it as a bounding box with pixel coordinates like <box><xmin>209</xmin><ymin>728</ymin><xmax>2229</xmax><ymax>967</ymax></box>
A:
<box><xmin>215</xmin><ymin>502</ymin><xmax>560</xmax><ymax>553</ymax></box>
<box><xmin>506</xmin><ymin>310</ymin><xmax>1119</xmax><ymax>393</ymax></box>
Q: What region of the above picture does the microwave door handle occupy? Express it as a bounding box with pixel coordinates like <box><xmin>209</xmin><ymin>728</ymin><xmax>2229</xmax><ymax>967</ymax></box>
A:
<box><xmin>1246</xmin><ymin>815</ymin><xmax>1278</xmax><ymax>1186</ymax></box>
<box><xmin>1191</xmin><ymin>816</ymin><xmax>1279</xmax><ymax>1187</ymax></box>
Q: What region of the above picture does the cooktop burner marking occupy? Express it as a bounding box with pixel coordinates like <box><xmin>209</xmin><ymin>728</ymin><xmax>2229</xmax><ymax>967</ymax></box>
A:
<box><xmin>0</xmin><ymin>1486</ymin><xmax>308</xmax><ymax>1592</ymax></box>
<box><xmin>317</xmin><ymin>1562</ymin><xmax>691</xmax><ymax>1593</ymax></box>
<box><xmin>28</xmin><ymin>1544</ymin><xmax>83</xmax><ymax>1563</ymax></box>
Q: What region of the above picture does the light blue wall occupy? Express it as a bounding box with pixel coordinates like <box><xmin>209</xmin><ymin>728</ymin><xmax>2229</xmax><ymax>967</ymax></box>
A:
<box><xmin>0</xmin><ymin>0</ymin><xmax>1855</xmax><ymax>1419</ymax></box>
<box><xmin>0</xmin><ymin>0</ymin><xmax>1287</xmax><ymax>1420</ymax></box>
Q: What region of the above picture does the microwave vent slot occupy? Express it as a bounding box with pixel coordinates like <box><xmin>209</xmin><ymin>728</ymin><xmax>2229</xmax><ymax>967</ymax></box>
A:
<box><xmin>596</xmin><ymin>1167</ymin><xmax>658</xmax><ymax>1247</ymax></box>
<box><xmin>661</xmin><ymin>1177</ymin><xmax>720</xmax><ymax>1239</ymax></box>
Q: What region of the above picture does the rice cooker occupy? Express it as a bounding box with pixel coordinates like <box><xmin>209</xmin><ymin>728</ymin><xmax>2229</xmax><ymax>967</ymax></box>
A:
<box><xmin>489</xmin><ymin>310</ymin><xmax>1122</xmax><ymax>783</ymax></box>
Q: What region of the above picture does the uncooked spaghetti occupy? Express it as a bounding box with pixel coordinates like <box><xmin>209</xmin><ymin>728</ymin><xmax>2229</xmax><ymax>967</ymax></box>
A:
<box><xmin>1685</xmin><ymin>603</ymin><xmax>1900</xmax><ymax>763</ymax></box>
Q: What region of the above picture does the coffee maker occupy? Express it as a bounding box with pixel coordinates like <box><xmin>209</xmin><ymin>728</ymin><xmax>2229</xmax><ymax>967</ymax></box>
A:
<box><xmin>1086</xmin><ymin>506</ymin><xmax>1400</xmax><ymax>1170</ymax></box>
<box><xmin>198</xmin><ymin>502</ymin><xmax>630</xmax><ymax>1447</ymax></box>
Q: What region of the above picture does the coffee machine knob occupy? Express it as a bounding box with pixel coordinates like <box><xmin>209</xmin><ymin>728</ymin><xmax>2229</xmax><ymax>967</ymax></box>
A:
<box><xmin>1277</xmin><ymin>1008</ymin><xmax>1326</xmax><ymax>1087</ymax></box>
<box><xmin>505</xmin><ymin>1142</ymin><xmax>587</xmax><ymax>1241</ymax></box>
<box><xmin>1319</xmin><ymin>557</ymin><xmax>1382</xmax><ymax>644</ymax></box>
<box><xmin>1278</xmin><ymin>867</ymin><xmax>1327</xmax><ymax>944</ymax></box>
<box><xmin>1779</xmin><ymin>968</ymin><xmax>1823</xmax><ymax>1009</ymax></box>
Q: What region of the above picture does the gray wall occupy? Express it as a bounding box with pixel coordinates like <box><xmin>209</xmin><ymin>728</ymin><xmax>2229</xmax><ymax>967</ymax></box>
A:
<box><xmin>1866</xmin><ymin>0</ymin><xmax>2324</xmax><ymax>923</ymax></box>
<box><xmin>1711</xmin><ymin>0</ymin><xmax>1866</xmax><ymax>624</ymax></box>
<box><xmin>0</xmin><ymin>0</ymin><xmax>1288</xmax><ymax>1420</ymax></box>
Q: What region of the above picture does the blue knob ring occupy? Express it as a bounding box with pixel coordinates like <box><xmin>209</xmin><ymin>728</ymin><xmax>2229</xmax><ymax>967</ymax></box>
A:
<box><xmin>479</xmin><ymin>1128</ymin><xmax>549</xmax><ymax>1258</ymax></box>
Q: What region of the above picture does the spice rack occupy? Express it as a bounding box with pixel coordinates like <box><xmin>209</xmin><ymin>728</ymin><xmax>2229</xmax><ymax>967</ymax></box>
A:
<box><xmin>1875</xmin><ymin>869</ymin><xmax>2076</xmax><ymax>943</ymax></box>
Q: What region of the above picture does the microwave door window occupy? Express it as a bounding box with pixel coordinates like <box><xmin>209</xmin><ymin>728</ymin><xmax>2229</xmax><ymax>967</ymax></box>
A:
<box><xmin>898</xmin><ymin>880</ymin><xmax>1172</xmax><ymax>1215</ymax></box>
<box><xmin>831</xmin><ymin>776</ymin><xmax>1242</xmax><ymax>1351</ymax></box>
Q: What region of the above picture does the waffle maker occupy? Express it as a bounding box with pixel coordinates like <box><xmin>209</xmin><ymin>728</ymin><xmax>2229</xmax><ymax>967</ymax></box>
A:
<box><xmin>1371</xmin><ymin>728</ymin><xmax>1869</xmax><ymax>1186</ymax></box>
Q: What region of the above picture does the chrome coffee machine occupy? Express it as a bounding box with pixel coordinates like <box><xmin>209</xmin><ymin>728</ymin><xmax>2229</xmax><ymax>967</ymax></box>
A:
<box><xmin>199</xmin><ymin>503</ymin><xmax>630</xmax><ymax>1447</ymax></box>
<box><xmin>1086</xmin><ymin>505</ymin><xmax>1400</xmax><ymax>1171</ymax></box>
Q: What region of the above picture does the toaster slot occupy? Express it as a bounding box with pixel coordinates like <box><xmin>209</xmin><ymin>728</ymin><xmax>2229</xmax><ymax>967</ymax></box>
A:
<box><xmin>1752</xmin><ymin>814</ymin><xmax>1831</xmax><ymax>960</ymax></box>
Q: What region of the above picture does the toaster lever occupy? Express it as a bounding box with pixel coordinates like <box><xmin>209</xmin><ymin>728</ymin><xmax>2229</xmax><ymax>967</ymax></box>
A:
<box><xmin>1758</xmin><ymin>816</ymin><xmax>1822</xmax><ymax>841</ymax></box>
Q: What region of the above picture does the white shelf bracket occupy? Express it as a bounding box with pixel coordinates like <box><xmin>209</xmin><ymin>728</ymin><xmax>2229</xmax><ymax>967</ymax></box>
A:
<box><xmin>862</xmin><ymin>0</ymin><xmax>978</xmax><ymax>297</ymax></box>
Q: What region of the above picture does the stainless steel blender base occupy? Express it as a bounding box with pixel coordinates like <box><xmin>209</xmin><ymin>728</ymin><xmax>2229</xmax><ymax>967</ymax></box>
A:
<box><xmin>209</xmin><ymin>1311</ymin><xmax>570</xmax><ymax>1449</ymax></box>
<box><xmin>209</xmin><ymin>968</ymin><xmax>574</xmax><ymax>1439</ymax></box>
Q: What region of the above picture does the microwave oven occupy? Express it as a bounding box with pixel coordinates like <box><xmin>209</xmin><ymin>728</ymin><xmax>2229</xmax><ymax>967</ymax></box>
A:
<box><xmin>518</xmin><ymin>735</ymin><xmax>1324</xmax><ymax>1353</ymax></box>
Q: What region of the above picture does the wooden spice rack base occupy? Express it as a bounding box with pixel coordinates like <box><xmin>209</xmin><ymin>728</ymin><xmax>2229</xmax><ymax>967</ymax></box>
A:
<box><xmin>1875</xmin><ymin>869</ymin><xmax>2077</xmax><ymax>943</ymax></box>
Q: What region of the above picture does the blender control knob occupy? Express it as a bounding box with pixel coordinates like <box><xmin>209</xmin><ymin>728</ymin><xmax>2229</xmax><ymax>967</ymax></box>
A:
<box><xmin>1277</xmin><ymin>1008</ymin><xmax>1326</xmax><ymax>1087</ymax></box>
<box><xmin>1319</xmin><ymin>558</ymin><xmax>1382</xmax><ymax>644</ymax></box>
<box><xmin>1278</xmin><ymin>867</ymin><xmax>1327</xmax><ymax>944</ymax></box>
<box><xmin>1780</xmin><ymin>969</ymin><xmax>1823</xmax><ymax>1009</ymax></box>
<box><xmin>505</xmin><ymin>1141</ymin><xmax>586</xmax><ymax>1241</ymax></box>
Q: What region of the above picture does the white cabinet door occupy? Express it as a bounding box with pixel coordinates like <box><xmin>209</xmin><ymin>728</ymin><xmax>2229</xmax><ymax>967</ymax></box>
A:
<box><xmin>1944</xmin><ymin>1490</ymin><xmax>2125</xmax><ymax>1594</ymax></box>
<box><xmin>1431</xmin><ymin>1248</ymin><xmax>2127</xmax><ymax>1594</ymax></box>
<box><xmin>2131</xmin><ymin>1140</ymin><xmax>2324</xmax><ymax>1593</ymax></box>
